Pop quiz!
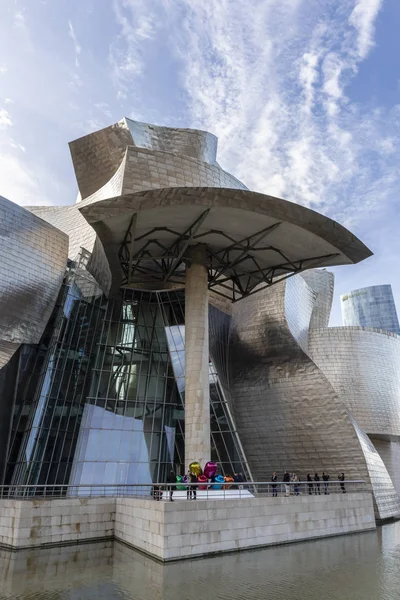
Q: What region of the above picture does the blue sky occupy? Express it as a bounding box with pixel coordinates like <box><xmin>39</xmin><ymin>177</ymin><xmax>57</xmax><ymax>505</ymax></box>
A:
<box><xmin>1</xmin><ymin>0</ymin><xmax>399</xmax><ymax>325</ymax></box>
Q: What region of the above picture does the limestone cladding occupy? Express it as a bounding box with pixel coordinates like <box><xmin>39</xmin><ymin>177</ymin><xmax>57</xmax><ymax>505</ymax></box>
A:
<box><xmin>115</xmin><ymin>493</ymin><xmax>375</xmax><ymax>561</ymax></box>
<box><xmin>184</xmin><ymin>260</ymin><xmax>211</xmax><ymax>466</ymax></box>
<box><xmin>0</xmin><ymin>494</ymin><xmax>375</xmax><ymax>560</ymax></box>
<box><xmin>0</xmin><ymin>498</ymin><xmax>115</xmax><ymax>549</ymax></box>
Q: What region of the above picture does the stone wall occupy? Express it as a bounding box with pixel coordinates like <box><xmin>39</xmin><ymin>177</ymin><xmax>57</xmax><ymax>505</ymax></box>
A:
<box><xmin>115</xmin><ymin>493</ymin><xmax>375</xmax><ymax>561</ymax></box>
<box><xmin>114</xmin><ymin>498</ymin><xmax>165</xmax><ymax>560</ymax></box>
<box><xmin>0</xmin><ymin>493</ymin><xmax>375</xmax><ymax>560</ymax></box>
<box><xmin>0</xmin><ymin>497</ymin><xmax>115</xmax><ymax>549</ymax></box>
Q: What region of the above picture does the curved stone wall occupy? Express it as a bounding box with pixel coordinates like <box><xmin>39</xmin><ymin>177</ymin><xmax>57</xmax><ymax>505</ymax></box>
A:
<box><xmin>0</xmin><ymin>197</ymin><xmax>68</xmax><ymax>368</ymax></box>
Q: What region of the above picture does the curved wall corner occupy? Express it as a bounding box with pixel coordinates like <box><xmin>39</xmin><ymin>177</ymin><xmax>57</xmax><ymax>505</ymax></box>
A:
<box><xmin>301</xmin><ymin>269</ymin><xmax>334</xmax><ymax>329</ymax></box>
<box><xmin>27</xmin><ymin>205</ymin><xmax>111</xmax><ymax>296</ymax></box>
<box><xmin>228</xmin><ymin>277</ymin><xmax>371</xmax><ymax>487</ymax></box>
<box><xmin>70</xmin><ymin>118</ymin><xmax>247</xmax><ymax>205</ymax></box>
<box><xmin>308</xmin><ymin>327</ymin><xmax>400</xmax><ymax>440</ymax></box>
<box><xmin>0</xmin><ymin>196</ymin><xmax>68</xmax><ymax>368</ymax></box>
<box><xmin>369</xmin><ymin>437</ymin><xmax>400</xmax><ymax>499</ymax></box>
<box><xmin>125</xmin><ymin>118</ymin><xmax>218</xmax><ymax>165</ymax></box>
<box><xmin>352</xmin><ymin>423</ymin><xmax>400</xmax><ymax>520</ymax></box>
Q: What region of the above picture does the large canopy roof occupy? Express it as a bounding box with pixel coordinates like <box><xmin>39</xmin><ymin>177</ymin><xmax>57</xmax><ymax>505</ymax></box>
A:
<box><xmin>79</xmin><ymin>186</ymin><xmax>372</xmax><ymax>302</ymax></box>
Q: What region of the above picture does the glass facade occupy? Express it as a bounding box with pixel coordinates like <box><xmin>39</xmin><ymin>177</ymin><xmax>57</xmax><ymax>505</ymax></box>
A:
<box><xmin>5</xmin><ymin>268</ymin><xmax>249</xmax><ymax>490</ymax></box>
<box><xmin>341</xmin><ymin>285</ymin><xmax>400</xmax><ymax>335</ymax></box>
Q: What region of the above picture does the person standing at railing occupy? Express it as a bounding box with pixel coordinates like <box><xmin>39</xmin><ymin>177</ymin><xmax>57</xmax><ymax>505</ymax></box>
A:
<box><xmin>187</xmin><ymin>470</ymin><xmax>198</xmax><ymax>500</ymax></box>
<box><xmin>314</xmin><ymin>473</ymin><xmax>321</xmax><ymax>495</ymax></box>
<box><xmin>338</xmin><ymin>472</ymin><xmax>346</xmax><ymax>493</ymax></box>
<box><xmin>271</xmin><ymin>472</ymin><xmax>278</xmax><ymax>497</ymax></box>
<box><xmin>322</xmin><ymin>472</ymin><xmax>330</xmax><ymax>495</ymax></box>
<box><xmin>166</xmin><ymin>470</ymin><xmax>176</xmax><ymax>502</ymax></box>
<box><xmin>234</xmin><ymin>472</ymin><xmax>244</xmax><ymax>490</ymax></box>
<box><xmin>283</xmin><ymin>471</ymin><xmax>290</xmax><ymax>497</ymax></box>
<box><xmin>307</xmin><ymin>473</ymin><xmax>313</xmax><ymax>495</ymax></box>
<box><xmin>292</xmin><ymin>472</ymin><xmax>299</xmax><ymax>496</ymax></box>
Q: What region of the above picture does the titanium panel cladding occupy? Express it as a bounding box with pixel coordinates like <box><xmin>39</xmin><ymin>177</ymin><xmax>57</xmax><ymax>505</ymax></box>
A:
<box><xmin>309</xmin><ymin>327</ymin><xmax>400</xmax><ymax>439</ymax></box>
<box><xmin>70</xmin><ymin>117</ymin><xmax>247</xmax><ymax>205</ymax></box>
<box><xmin>0</xmin><ymin>196</ymin><xmax>68</xmax><ymax>368</ymax></box>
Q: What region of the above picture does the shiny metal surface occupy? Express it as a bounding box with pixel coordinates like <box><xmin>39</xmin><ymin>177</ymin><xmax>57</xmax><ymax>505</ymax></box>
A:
<box><xmin>301</xmin><ymin>268</ymin><xmax>334</xmax><ymax>329</ymax></box>
<box><xmin>0</xmin><ymin>196</ymin><xmax>68</xmax><ymax>369</ymax></box>
<box><xmin>26</xmin><ymin>205</ymin><xmax>111</xmax><ymax>295</ymax></box>
<box><xmin>352</xmin><ymin>420</ymin><xmax>400</xmax><ymax>520</ymax></box>
<box><xmin>229</xmin><ymin>272</ymin><xmax>400</xmax><ymax>520</ymax></box>
<box><xmin>70</xmin><ymin>117</ymin><xmax>245</xmax><ymax>204</ymax></box>
<box><xmin>309</xmin><ymin>327</ymin><xmax>400</xmax><ymax>440</ymax></box>
<box><xmin>1</xmin><ymin>523</ymin><xmax>400</xmax><ymax>599</ymax></box>
<box><xmin>229</xmin><ymin>276</ymin><xmax>370</xmax><ymax>486</ymax></box>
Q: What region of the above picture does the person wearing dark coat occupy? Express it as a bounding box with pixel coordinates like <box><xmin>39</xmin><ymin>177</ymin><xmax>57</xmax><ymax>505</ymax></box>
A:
<box><xmin>338</xmin><ymin>472</ymin><xmax>346</xmax><ymax>493</ymax></box>
<box><xmin>307</xmin><ymin>473</ymin><xmax>313</xmax><ymax>495</ymax></box>
<box><xmin>271</xmin><ymin>472</ymin><xmax>278</xmax><ymax>497</ymax></box>
<box><xmin>189</xmin><ymin>472</ymin><xmax>198</xmax><ymax>500</ymax></box>
<box><xmin>322</xmin><ymin>472</ymin><xmax>330</xmax><ymax>495</ymax></box>
<box><xmin>283</xmin><ymin>471</ymin><xmax>291</xmax><ymax>497</ymax></box>
<box><xmin>166</xmin><ymin>470</ymin><xmax>176</xmax><ymax>502</ymax></box>
<box><xmin>314</xmin><ymin>473</ymin><xmax>321</xmax><ymax>495</ymax></box>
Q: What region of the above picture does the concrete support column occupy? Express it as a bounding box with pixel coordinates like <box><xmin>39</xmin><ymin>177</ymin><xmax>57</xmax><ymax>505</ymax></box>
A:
<box><xmin>184</xmin><ymin>245</ymin><xmax>210</xmax><ymax>468</ymax></box>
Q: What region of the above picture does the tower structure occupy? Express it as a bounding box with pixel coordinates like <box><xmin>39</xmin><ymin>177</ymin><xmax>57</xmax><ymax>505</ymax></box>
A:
<box><xmin>341</xmin><ymin>284</ymin><xmax>400</xmax><ymax>335</ymax></box>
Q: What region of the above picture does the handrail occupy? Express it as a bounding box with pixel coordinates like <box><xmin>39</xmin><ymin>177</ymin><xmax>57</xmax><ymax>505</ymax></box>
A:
<box><xmin>0</xmin><ymin>480</ymin><xmax>366</xmax><ymax>500</ymax></box>
<box><xmin>0</xmin><ymin>480</ymin><xmax>364</xmax><ymax>488</ymax></box>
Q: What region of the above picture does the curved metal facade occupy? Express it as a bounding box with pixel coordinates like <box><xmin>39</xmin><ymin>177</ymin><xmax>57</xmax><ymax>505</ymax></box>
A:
<box><xmin>70</xmin><ymin>118</ymin><xmax>247</xmax><ymax>205</ymax></box>
<box><xmin>0</xmin><ymin>196</ymin><xmax>68</xmax><ymax>368</ymax></box>
<box><xmin>227</xmin><ymin>271</ymin><xmax>400</xmax><ymax>519</ymax></box>
<box><xmin>26</xmin><ymin>205</ymin><xmax>111</xmax><ymax>296</ymax></box>
<box><xmin>309</xmin><ymin>327</ymin><xmax>400</xmax><ymax>440</ymax></box>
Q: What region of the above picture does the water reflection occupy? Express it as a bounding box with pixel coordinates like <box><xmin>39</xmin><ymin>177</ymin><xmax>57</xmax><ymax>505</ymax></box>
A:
<box><xmin>1</xmin><ymin>523</ymin><xmax>400</xmax><ymax>599</ymax></box>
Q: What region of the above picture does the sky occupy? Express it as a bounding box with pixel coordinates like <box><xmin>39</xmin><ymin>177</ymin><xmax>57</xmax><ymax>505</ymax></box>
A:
<box><xmin>1</xmin><ymin>0</ymin><xmax>400</xmax><ymax>325</ymax></box>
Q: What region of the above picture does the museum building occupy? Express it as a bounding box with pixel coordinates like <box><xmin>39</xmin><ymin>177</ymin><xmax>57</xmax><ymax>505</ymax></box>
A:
<box><xmin>1</xmin><ymin>118</ymin><xmax>400</xmax><ymax>521</ymax></box>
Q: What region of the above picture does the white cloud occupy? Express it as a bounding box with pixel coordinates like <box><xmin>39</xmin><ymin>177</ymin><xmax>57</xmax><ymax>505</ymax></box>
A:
<box><xmin>145</xmin><ymin>0</ymin><xmax>389</xmax><ymax>229</ymax></box>
<box><xmin>68</xmin><ymin>20</ymin><xmax>81</xmax><ymax>68</ymax></box>
<box><xmin>0</xmin><ymin>154</ymin><xmax>49</xmax><ymax>206</ymax></box>
<box><xmin>349</xmin><ymin>0</ymin><xmax>383</xmax><ymax>59</ymax></box>
<box><xmin>109</xmin><ymin>0</ymin><xmax>159</xmax><ymax>94</ymax></box>
<box><xmin>0</xmin><ymin>108</ymin><xmax>13</xmax><ymax>129</ymax></box>
<box><xmin>14</xmin><ymin>11</ymin><xmax>26</xmax><ymax>29</ymax></box>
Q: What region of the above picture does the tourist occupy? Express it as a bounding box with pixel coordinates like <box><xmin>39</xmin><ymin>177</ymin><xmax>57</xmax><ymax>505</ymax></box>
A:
<box><xmin>271</xmin><ymin>471</ymin><xmax>278</xmax><ymax>497</ymax></box>
<box><xmin>292</xmin><ymin>472</ymin><xmax>300</xmax><ymax>496</ymax></box>
<box><xmin>314</xmin><ymin>473</ymin><xmax>321</xmax><ymax>495</ymax></box>
<box><xmin>186</xmin><ymin>469</ymin><xmax>192</xmax><ymax>500</ymax></box>
<box><xmin>322</xmin><ymin>472</ymin><xmax>330</xmax><ymax>495</ymax></box>
<box><xmin>283</xmin><ymin>470</ymin><xmax>291</xmax><ymax>497</ymax></box>
<box><xmin>338</xmin><ymin>472</ymin><xmax>346</xmax><ymax>493</ymax></box>
<box><xmin>188</xmin><ymin>470</ymin><xmax>198</xmax><ymax>500</ymax></box>
<box><xmin>152</xmin><ymin>485</ymin><xmax>163</xmax><ymax>501</ymax></box>
<box><xmin>237</xmin><ymin>472</ymin><xmax>244</xmax><ymax>490</ymax></box>
<box><xmin>166</xmin><ymin>469</ymin><xmax>176</xmax><ymax>502</ymax></box>
<box><xmin>307</xmin><ymin>473</ymin><xmax>313</xmax><ymax>495</ymax></box>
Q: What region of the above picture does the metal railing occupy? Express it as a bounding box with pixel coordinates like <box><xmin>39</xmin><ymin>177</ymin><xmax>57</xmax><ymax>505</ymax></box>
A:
<box><xmin>0</xmin><ymin>480</ymin><xmax>366</xmax><ymax>500</ymax></box>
